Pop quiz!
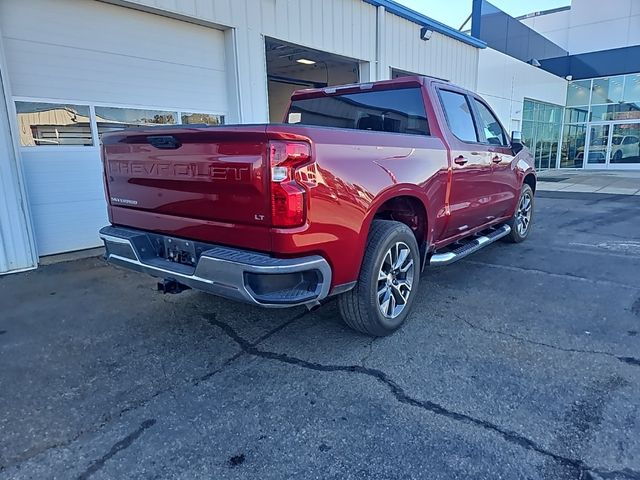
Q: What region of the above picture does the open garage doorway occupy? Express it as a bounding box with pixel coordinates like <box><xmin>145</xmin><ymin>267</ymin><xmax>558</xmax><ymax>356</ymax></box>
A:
<box><xmin>391</xmin><ymin>67</ymin><xmax>447</xmax><ymax>81</ymax></box>
<box><xmin>265</xmin><ymin>38</ymin><xmax>361</xmax><ymax>122</ymax></box>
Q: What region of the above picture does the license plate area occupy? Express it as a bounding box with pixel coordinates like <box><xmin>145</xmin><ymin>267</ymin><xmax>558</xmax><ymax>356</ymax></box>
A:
<box><xmin>163</xmin><ymin>237</ymin><xmax>197</xmax><ymax>266</ymax></box>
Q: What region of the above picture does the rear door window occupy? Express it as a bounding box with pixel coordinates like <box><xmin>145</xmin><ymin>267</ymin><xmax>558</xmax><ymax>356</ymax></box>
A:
<box><xmin>438</xmin><ymin>90</ymin><xmax>478</xmax><ymax>143</ymax></box>
<box><xmin>287</xmin><ymin>87</ymin><xmax>429</xmax><ymax>136</ymax></box>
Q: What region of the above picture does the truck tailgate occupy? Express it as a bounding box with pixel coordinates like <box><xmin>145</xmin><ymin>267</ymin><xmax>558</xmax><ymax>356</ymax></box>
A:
<box><xmin>102</xmin><ymin>126</ymin><xmax>270</xmax><ymax>229</ymax></box>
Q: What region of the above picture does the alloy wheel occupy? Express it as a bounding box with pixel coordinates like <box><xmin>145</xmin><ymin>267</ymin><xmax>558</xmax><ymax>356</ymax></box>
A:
<box><xmin>377</xmin><ymin>241</ymin><xmax>415</xmax><ymax>319</ymax></box>
<box><xmin>516</xmin><ymin>191</ymin><xmax>532</xmax><ymax>236</ymax></box>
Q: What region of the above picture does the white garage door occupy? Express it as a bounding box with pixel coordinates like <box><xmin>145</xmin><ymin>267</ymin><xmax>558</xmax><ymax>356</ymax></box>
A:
<box><xmin>1</xmin><ymin>0</ymin><xmax>228</xmax><ymax>255</ymax></box>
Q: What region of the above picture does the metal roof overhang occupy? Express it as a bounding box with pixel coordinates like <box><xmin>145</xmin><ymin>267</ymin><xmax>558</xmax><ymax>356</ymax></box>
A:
<box><xmin>363</xmin><ymin>0</ymin><xmax>487</xmax><ymax>49</ymax></box>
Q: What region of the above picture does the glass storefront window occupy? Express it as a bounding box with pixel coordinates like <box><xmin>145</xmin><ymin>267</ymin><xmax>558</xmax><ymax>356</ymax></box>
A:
<box><xmin>591</xmin><ymin>76</ymin><xmax>625</xmax><ymax>104</ymax></box>
<box><xmin>181</xmin><ymin>112</ymin><xmax>224</xmax><ymax>125</ymax></box>
<box><xmin>564</xmin><ymin>107</ymin><xmax>589</xmax><ymax>124</ymax></box>
<box><xmin>563</xmin><ymin>75</ymin><xmax>640</xmax><ymax>168</ymax></box>
<box><xmin>15</xmin><ymin>102</ymin><xmax>93</xmax><ymax>147</ymax></box>
<box><xmin>623</xmin><ymin>74</ymin><xmax>640</xmax><ymax>103</ymax></box>
<box><xmin>560</xmin><ymin>123</ymin><xmax>586</xmax><ymax>168</ymax></box>
<box><xmin>522</xmin><ymin>120</ymin><xmax>534</xmax><ymax>148</ymax></box>
<box><xmin>590</xmin><ymin>103</ymin><xmax>640</xmax><ymax>122</ymax></box>
<box><xmin>522</xmin><ymin>99</ymin><xmax>562</xmax><ymax>169</ymax></box>
<box><xmin>610</xmin><ymin>123</ymin><xmax>640</xmax><ymax>164</ymax></box>
<box><xmin>566</xmin><ymin>80</ymin><xmax>591</xmax><ymax>106</ymax></box>
<box><xmin>95</xmin><ymin>107</ymin><xmax>178</xmax><ymax>136</ymax></box>
<box><xmin>522</xmin><ymin>101</ymin><xmax>534</xmax><ymax>121</ymax></box>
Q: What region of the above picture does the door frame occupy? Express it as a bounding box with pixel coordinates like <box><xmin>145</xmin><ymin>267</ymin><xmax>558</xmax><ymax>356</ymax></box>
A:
<box><xmin>584</xmin><ymin>122</ymin><xmax>612</xmax><ymax>169</ymax></box>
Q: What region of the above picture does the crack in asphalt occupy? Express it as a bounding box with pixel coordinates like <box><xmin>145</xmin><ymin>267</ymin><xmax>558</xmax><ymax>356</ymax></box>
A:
<box><xmin>457</xmin><ymin>315</ymin><xmax>640</xmax><ymax>369</ymax></box>
<box><xmin>463</xmin><ymin>260</ymin><xmax>639</xmax><ymax>290</ymax></box>
<box><xmin>206</xmin><ymin>315</ymin><xmax>640</xmax><ymax>480</ymax></box>
<box><xmin>0</xmin><ymin>388</ymin><xmax>173</xmax><ymax>475</ymax></box>
<box><xmin>76</xmin><ymin>419</ymin><xmax>156</xmax><ymax>480</ymax></box>
<box><xmin>0</xmin><ymin>312</ymin><xmax>306</xmax><ymax>473</ymax></box>
<box><xmin>194</xmin><ymin>310</ymin><xmax>306</xmax><ymax>384</ymax></box>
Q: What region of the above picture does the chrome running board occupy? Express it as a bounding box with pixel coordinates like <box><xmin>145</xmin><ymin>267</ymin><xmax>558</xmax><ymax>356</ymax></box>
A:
<box><xmin>429</xmin><ymin>224</ymin><xmax>511</xmax><ymax>267</ymax></box>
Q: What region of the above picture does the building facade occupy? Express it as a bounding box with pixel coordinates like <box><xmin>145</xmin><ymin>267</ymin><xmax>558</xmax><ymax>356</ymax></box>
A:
<box><xmin>3</xmin><ymin>0</ymin><xmax>631</xmax><ymax>274</ymax></box>
<box><xmin>0</xmin><ymin>0</ymin><xmax>487</xmax><ymax>273</ymax></box>
<box><xmin>516</xmin><ymin>0</ymin><xmax>640</xmax><ymax>171</ymax></box>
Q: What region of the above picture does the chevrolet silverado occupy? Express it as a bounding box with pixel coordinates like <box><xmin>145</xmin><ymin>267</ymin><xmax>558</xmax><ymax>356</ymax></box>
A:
<box><xmin>99</xmin><ymin>76</ymin><xmax>535</xmax><ymax>336</ymax></box>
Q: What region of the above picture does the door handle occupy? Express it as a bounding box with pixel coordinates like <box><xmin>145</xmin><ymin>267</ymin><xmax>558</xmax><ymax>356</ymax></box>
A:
<box><xmin>492</xmin><ymin>155</ymin><xmax>502</xmax><ymax>163</ymax></box>
<box><xmin>454</xmin><ymin>155</ymin><xmax>468</xmax><ymax>165</ymax></box>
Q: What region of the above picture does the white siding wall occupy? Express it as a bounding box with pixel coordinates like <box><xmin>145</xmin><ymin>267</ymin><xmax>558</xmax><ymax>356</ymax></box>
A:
<box><xmin>3</xmin><ymin>0</ymin><xmax>228</xmax><ymax>111</ymax></box>
<box><xmin>520</xmin><ymin>10</ymin><xmax>571</xmax><ymax>51</ymax></box>
<box><xmin>113</xmin><ymin>0</ymin><xmax>380</xmax><ymax>122</ymax></box>
<box><xmin>0</xmin><ymin>0</ymin><xmax>482</xmax><ymax>268</ymax></box>
<box><xmin>521</xmin><ymin>0</ymin><xmax>640</xmax><ymax>55</ymax></box>
<box><xmin>476</xmin><ymin>48</ymin><xmax>567</xmax><ymax>132</ymax></box>
<box><xmin>565</xmin><ymin>0</ymin><xmax>640</xmax><ymax>55</ymax></box>
<box><xmin>112</xmin><ymin>0</ymin><xmax>481</xmax><ymax>120</ymax></box>
<box><xmin>382</xmin><ymin>12</ymin><xmax>479</xmax><ymax>90</ymax></box>
<box><xmin>1</xmin><ymin>0</ymin><xmax>232</xmax><ymax>256</ymax></box>
<box><xmin>0</xmin><ymin>33</ymin><xmax>36</xmax><ymax>274</ymax></box>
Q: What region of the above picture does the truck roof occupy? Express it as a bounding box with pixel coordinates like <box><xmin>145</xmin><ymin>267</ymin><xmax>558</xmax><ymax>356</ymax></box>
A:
<box><xmin>289</xmin><ymin>75</ymin><xmax>450</xmax><ymax>101</ymax></box>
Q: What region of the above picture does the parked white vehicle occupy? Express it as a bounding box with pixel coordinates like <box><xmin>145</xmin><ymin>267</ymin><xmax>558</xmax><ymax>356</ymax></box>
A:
<box><xmin>577</xmin><ymin>134</ymin><xmax>640</xmax><ymax>162</ymax></box>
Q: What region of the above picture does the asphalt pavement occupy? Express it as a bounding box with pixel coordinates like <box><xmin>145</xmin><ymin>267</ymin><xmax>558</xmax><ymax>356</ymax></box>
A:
<box><xmin>1</xmin><ymin>191</ymin><xmax>639</xmax><ymax>480</ymax></box>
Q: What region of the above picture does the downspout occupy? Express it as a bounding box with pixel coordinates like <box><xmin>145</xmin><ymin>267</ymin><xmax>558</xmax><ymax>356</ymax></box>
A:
<box><xmin>375</xmin><ymin>5</ymin><xmax>386</xmax><ymax>81</ymax></box>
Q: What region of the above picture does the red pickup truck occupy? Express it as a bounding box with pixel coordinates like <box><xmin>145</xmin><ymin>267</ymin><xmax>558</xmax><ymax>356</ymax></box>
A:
<box><xmin>99</xmin><ymin>76</ymin><xmax>535</xmax><ymax>336</ymax></box>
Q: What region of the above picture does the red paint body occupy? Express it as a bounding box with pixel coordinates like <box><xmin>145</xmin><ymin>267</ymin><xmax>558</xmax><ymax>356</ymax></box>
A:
<box><xmin>101</xmin><ymin>77</ymin><xmax>535</xmax><ymax>290</ymax></box>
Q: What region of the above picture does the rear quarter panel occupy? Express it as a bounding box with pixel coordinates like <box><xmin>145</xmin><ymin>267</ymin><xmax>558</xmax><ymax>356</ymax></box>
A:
<box><xmin>267</xmin><ymin>124</ymin><xmax>448</xmax><ymax>288</ymax></box>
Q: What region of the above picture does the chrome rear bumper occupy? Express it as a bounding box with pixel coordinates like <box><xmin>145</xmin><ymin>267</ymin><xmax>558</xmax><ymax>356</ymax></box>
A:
<box><xmin>99</xmin><ymin>225</ymin><xmax>331</xmax><ymax>308</ymax></box>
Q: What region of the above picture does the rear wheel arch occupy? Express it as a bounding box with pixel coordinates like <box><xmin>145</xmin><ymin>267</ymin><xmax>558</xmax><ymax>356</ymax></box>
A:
<box><xmin>368</xmin><ymin>193</ymin><xmax>429</xmax><ymax>245</ymax></box>
<box><xmin>523</xmin><ymin>172</ymin><xmax>536</xmax><ymax>194</ymax></box>
<box><xmin>351</xmin><ymin>192</ymin><xmax>429</xmax><ymax>279</ymax></box>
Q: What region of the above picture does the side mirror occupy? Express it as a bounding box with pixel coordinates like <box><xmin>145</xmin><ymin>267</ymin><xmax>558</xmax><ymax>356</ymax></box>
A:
<box><xmin>511</xmin><ymin>130</ymin><xmax>524</xmax><ymax>155</ymax></box>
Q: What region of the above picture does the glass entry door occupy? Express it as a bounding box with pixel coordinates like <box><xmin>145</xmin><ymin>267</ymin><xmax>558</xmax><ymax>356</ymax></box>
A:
<box><xmin>585</xmin><ymin>122</ymin><xmax>640</xmax><ymax>167</ymax></box>
<box><xmin>585</xmin><ymin>124</ymin><xmax>609</xmax><ymax>166</ymax></box>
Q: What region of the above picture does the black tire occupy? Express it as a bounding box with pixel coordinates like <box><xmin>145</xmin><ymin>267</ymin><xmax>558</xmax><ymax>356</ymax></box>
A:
<box><xmin>613</xmin><ymin>150</ymin><xmax>623</xmax><ymax>161</ymax></box>
<box><xmin>505</xmin><ymin>184</ymin><xmax>534</xmax><ymax>243</ymax></box>
<box><xmin>338</xmin><ymin>220</ymin><xmax>420</xmax><ymax>336</ymax></box>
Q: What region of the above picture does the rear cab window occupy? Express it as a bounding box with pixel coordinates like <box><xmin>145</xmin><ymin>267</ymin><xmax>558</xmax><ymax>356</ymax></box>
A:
<box><xmin>286</xmin><ymin>87</ymin><xmax>430</xmax><ymax>136</ymax></box>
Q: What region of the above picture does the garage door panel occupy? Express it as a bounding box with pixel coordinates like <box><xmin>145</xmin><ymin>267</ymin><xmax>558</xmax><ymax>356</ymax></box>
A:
<box><xmin>0</xmin><ymin>0</ymin><xmax>226</xmax><ymax>70</ymax></box>
<box><xmin>6</xmin><ymin>39</ymin><xmax>228</xmax><ymax>111</ymax></box>
<box><xmin>21</xmin><ymin>151</ymin><xmax>105</xmax><ymax>206</ymax></box>
<box><xmin>1</xmin><ymin>0</ymin><xmax>229</xmax><ymax>256</ymax></box>
<box><xmin>30</xmin><ymin>199</ymin><xmax>109</xmax><ymax>256</ymax></box>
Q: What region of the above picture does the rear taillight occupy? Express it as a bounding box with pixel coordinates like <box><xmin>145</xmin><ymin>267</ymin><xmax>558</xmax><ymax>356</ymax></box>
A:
<box><xmin>269</xmin><ymin>141</ymin><xmax>311</xmax><ymax>227</ymax></box>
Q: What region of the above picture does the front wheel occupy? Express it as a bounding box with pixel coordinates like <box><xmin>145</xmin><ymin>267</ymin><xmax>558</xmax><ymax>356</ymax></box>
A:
<box><xmin>338</xmin><ymin>220</ymin><xmax>420</xmax><ymax>336</ymax></box>
<box><xmin>505</xmin><ymin>184</ymin><xmax>534</xmax><ymax>243</ymax></box>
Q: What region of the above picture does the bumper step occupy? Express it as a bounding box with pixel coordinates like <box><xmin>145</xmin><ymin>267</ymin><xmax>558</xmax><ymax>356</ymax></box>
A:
<box><xmin>99</xmin><ymin>226</ymin><xmax>331</xmax><ymax>307</ymax></box>
<box><xmin>429</xmin><ymin>224</ymin><xmax>511</xmax><ymax>267</ymax></box>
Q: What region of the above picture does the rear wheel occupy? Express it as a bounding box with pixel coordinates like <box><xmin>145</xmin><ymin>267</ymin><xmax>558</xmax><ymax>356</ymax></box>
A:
<box><xmin>505</xmin><ymin>184</ymin><xmax>534</xmax><ymax>243</ymax></box>
<box><xmin>338</xmin><ymin>220</ymin><xmax>420</xmax><ymax>336</ymax></box>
